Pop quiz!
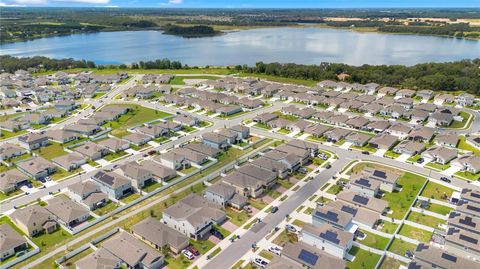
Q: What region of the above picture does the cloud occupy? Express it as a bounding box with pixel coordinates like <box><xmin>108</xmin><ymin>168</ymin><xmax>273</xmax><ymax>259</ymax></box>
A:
<box><xmin>0</xmin><ymin>1</ymin><xmax>23</xmax><ymax>5</ymax></box>
<box><xmin>168</xmin><ymin>0</ymin><xmax>183</xmax><ymax>4</ymax></box>
<box><xmin>55</xmin><ymin>0</ymin><xmax>110</xmax><ymax>3</ymax></box>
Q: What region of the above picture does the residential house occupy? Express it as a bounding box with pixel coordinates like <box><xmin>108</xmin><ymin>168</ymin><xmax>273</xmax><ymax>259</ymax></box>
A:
<box><xmin>349</xmin><ymin>173</ymin><xmax>381</xmax><ymax>197</ymax></box>
<box><xmin>52</xmin><ymin>152</ymin><xmax>86</xmax><ymax>171</ymax></box>
<box><xmin>336</xmin><ymin>191</ymin><xmax>388</xmax><ymax>214</ymax></box>
<box><xmin>456</xmin><ymin>93</ymin><xmax>475</xmax><ymax>107</ymax></box>
<box><xmin>120</xmin><ymin>161</ymin><xmax>154</xmax><ymax>190</ymax></box>
<box><xmin>410</xmin><ymin>244</ymin><xmax>480</xmax><ymax>269</ymax></box>
<box><xmin>0</xmin><ymin>169</ymin><xmax>29</xmax><ymax>194</ymax></box>
<box><xmin>237</xmin><ymin>164</ymin><xmax>277</xmax><ymax>188</ymax></box>
<box><xmin>312</xmin><ymin>205</ymin><xmax>353</xmax><ymax>231</ymax></box>
<box><xmin>408</xmin><ymin>126</ymin><xmax>435</xmax><ymax>143</ymax></box>
<box><xmin>429</xmin><ymin>112</ymin><xmax>454</xmax><ymax>127</ymax></box>
<box><xmin>18</xmin><ymin>133</ymin><xmax>49</xmax><ymax>150</ymax></box>
<box><xmin>76</xmin><ymin>248</ymin><xmax>121</xmax><ymax>269</ymax></box>
<box><xmin>131</xmin><ymin>217</ymin><xmax>189</xmax><ymax>255</ymax></box>
<box><xmin>45</xmin><ymin>196</ymin><xmax>90</xmax><ymax>228</ymax></box>
<box><xmin>67</xmin><ymin>180</ymin><xmax>108</xmax><ymax>210</ymax></box>
<box><xmin>204</xmin><ymin>182</ymin><xmax>247</xmax><ymax>209</ymax></box>
<box><xmin>368</xmin><ymin>134</ymin><xmax>398</xmax><ymax>150</ymax></box>
<box><xmin>222</xmin><ymin>171</ymin><xmax>263</xmax><ymax>198</ymax></box>
<box><xmin>456</xmin><ymin>155</ymin><xmax>480</xmax><ymax>174</ymax></box>
<box><xmin>281</xmin><ymin>242</ymin><xmax>346</xmax><ymax>269</ymax></box>
<box><xmin>45</xmin><ymin>130</ymin><xmax>78</xmax><ymax>144</ymax></box>
<box><xmin>358</xmin><ymin>168</ymin><xmax>400</xmax><ymax>193</ymax></box>
<box><xmin>155</xmin><ymin>152</ymin><xmax>189</xmax><ymax>170</ymax></box>
<box><xmin>387</xmin><ymin>123</ymin><xmax>412</xmax><ymax>139</ymax></box>
<box><xmin>435</xmin><ymin>134</ymin><xmax>459</xmax><ymax>148</ymax></box>
<box><xmin>445</xmin><ymin>227</ymin><xmax>480</xmax><ymax>258</ymax></box>
<box><xmin>202</xmin><ymin>132</ymin><xmax>230</xmax><ymax>150</ymax></box>
<box><xmin>0</xmin><ymin>224</ymin><xmax>28</xmax><ymax>262</ymax></box>
<box><xmin>301</xmin><ymin>223</ymin><xmax>353</xmax><ymax>259</ymax></box>
<box><xmin>229</xmin><ymin>125</ymin><xmax>250</xmax><ymax>140</ymax></box>
<box><xmin>98</xmin><ymin>137</ymin><xmax>130</xmax><ymax>153</ymax></box>
<box><xmin>416</xmin><ymin>90</ymin><xmax>434</xmax><ymax>100</ymax></box>
<box><xmin>102</xmin><ymin>231</ymin><xmax>164</xmax><ymax>269</ymax></box>
<box><xmin>422</xmin><ymin>146</ymin><xmax>458</xmax><ymax>164</ymax></box>
<box><xmin>74</xmin><ymin>141</ymin><xmax>109</xmax><ymax>161</ymax></box>
<box><xmin>123</xmin><ymin>132</ymin><xmax>152</xmax><ymax>146</ymax></box>
<box><xmin>345</xmin><ymin>132</ymin><xmax>371</xmax><ymax>147</ymax></box>
<box><xmin>162</xmin><ymin>194</ymin><xmax>226</xmax><ymax>240</ymax></box>
<box><xmin>64</xmin><ymin>123</ymin><xmax>101</xmax><ymax>136</ymax></box>
<box><xmin>365</xmin><ymin>120</ymin><xmax>390</xmax><ymax>133</ymax></box>
<box><xmin>16</xmin><ymin>157</ymin><xmax>56</xmax><ymax>179</ymax></box>
<box><xmin>0</xmin><ymin>143</ymin><xmax>27</xmax><ymax>161</ymax></box>
<box><xmin>324</xmin><ymin>128</ymin><xmax>351</xmax><ymax>143</ymax></box>
<box><xmin>137</xmin><ymin>124</ymin><xmax>168</xmax><ymax>138</ymax></box>
<box><xmin>139</xmin><ymin>160</ymin><xmax>177</xmax><ymax>182</ymax></box>
<box><xmin>91</xmin><ymin>171</ymin><xmax>133</xmax><ymax>200</ymax></box>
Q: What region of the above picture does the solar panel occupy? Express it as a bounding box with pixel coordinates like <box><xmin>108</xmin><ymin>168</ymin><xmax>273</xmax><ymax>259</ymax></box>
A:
<box><xmin>441</xmin><ymin>253</ymin><xmax>457</xmax><ymax>263</ymax></box>
<box><xmin>356</xmin><ymin>178</ymin><xmax>371</xmax><ymax>187</ymax></box>
<box><xmin>466</xmin><ymin>204</ymin><xmax>480</xmax><ymax>213</ymax></box>
<box><xmin>298</xmin><ymin>249</ymin><xmax>319</xmax><ymax>266</ymax></box>
<box><xmin>471</xmin><ymin>192</ymin><xmax>480</xmax><ymax>199</ymax></box>
<box><xmin>459</xmin><ymin>234</ymin><xmax>479</xmax><ymax>245</ymax></box>
<box><xmin>341</xmin><ymin>205</ymin><xmax>357</xmax><ymax>215</ymax></box>
<box><xmin>373</xmin><ymin>170</ymin><xmax>387</xmax><ymax>179</ymax></box>
<box><xmin>320</xmin><ymin>211</ymin><xmax>340</xmax><ymax>222</ymax></box>
<box><xmin>320</xmin><ymin>230</ymin><xmax>340</xmax><ymax>244</ymax></box>
<box><xmin>353</xmin><ymin>195</ymin><xmax>369</xmax><ymax>205</ymax></box>
<box><xmin>459</xmin><ymin>217</ymin><xmax>476</xmax><ymax>228</ymax></box>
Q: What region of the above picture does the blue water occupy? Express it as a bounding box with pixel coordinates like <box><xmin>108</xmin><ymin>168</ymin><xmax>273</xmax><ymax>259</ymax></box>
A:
<box><xmin>1</xmin><ymin>27</ymin><xmax>479</xmax><ymax>66</ymax></box>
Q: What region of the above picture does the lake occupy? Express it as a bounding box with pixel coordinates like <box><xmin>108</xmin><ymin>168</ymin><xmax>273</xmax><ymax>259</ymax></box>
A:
<box><xmin>1</xmin><ymin>27</ymin><xmax>479</xmax><ymax>66</ymax></box>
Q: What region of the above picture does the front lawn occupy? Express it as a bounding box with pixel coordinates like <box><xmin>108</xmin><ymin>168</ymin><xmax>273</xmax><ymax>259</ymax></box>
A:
<box><xmin>454</xmin><ymin>170</ymin><xmax>480</xmax><ymax>181</ymax></box>
<box><xmin>103</xmin><ymin>151</ymin><xmax>129</xmax><ymax>161</ymax></box>
<box><xmin>358</xmin><ymin>230</ymin><xmax>390</xmax><ymax>250</ymax></box>
<box><xmin>226</xmin><ymin>208</ymin><xmax>250</xmax><ymax>227</ymax></box>
<box><xmin>398</xmin><ymin>224</ymin><xmax>432</xmax><ymax>243</ymax></box>
<box><xmin>384</xmin><ymin>150</ymin><xmax>401</xmax><ymax>159</ymax></box>
<box><xmin>387</xmin><ymin>238</ymin><xmax>416</xmax><ymax>257</ymax></box>
<box><xmin>253</xmin><ymin>123</ymin><xmax>272</xmax><ymax>130</ymax></box>
<box><xmin>406</xmin><ymin>211</ymin><xmax>446</xmax><ymax>229</ymax></box>
<box><xmin>326</xmin><ymin>184</ymin><xmax>343</xmax><ymax>195</ymax></box>
<box><xmin>420</xmin><ymin>181</ymin><xmax>454</xmax><ymax>200</ymax></box>
<box><xmin>350</xmin><ymin>144</ymin><xmax>377</xmax><ymax>153</ymax></box>
<box><xmin>272</xmin><ymin>230</ymin><xmax>298</xmax><ymax>247</ymax></box>
<box><xmin>382</xmin><ymin>172</ymin><xmax>426</xmax><ymax>219</ymax></box>
<box><xmin>347</xmin><ymin>246</ymin><xmax>382</xmax><ymax>269</ymax></box>
<box><xmin>248</xmin><ymin>198</ymin><xmax>268</xmax><ymax>210</ymax></box>
<box><xmin>425</xmin><ymin>162</ymin><xmax>450</xmax><ymax>171</ymax></box>
<box><xmin>448</xmin><ymin>111</ymin><xmax>471</xmax><ymax>129</ymax></box>
<box><xmin>458</xmin><ymin>136</ymin><xmax>480</xmax><ymax>156</ymax></box>
<box><xmin>51</xmin><ymin>168</ymin><xmax>79</xmax><ymax>181</ymax></box>
<box><xmin>277</xmin><ymin>128</ymin><xmax>291</xmax><ymax>134</ymax></box>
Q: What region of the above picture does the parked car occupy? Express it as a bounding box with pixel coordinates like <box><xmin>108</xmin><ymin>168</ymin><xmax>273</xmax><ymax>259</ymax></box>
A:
<box><xmin>38</xmin><ymin>178</ymin><xmax>46</xmax><ymax>183</ymax></box>
<box><xmin>416</xmin><ymin>158</ymin><xmax>424</xmax><ymax>164</ymax></box>
<box><xmin>186</xmin><ymin>245</ymin><xmax>200</xmax><ymax>256</ymax></box>
<box><xmin>268</xmin><ymin>246</ymin><xmax>282</xmax><ymax>255</ymax></box>
<box><xmin>361</xmin><ymin>151</ymin><xmax>370</xmax><ymax>155</ymax></box>
<box><xmin>244</xmin><ymin>206</ymin><xmax>252</xmax><ymax>214</ymax></box>
<box><xmin>148</xmin><ymin>150</ymin><xmax>157</xmax><ymax>155</ymax></box>
<box><xmin>440</xmin><ymin>177</ymin><xmax>452</xmax><ymax>183</ymax></box>
<box><xmin>210</xmin><ymin>228</ymin><xmax>224</xmax><ymax>239</ymax></box>
<box><xmin>270</xmin><ymin>206</ymin><xmax>279</xmax><ymax>213</ymax></box>
<box><xmin>285</xmin><ymin>224</ymin><xmax>297</xmax><ymax>233</ymax></box>
<box><xmin>254</xmin><ymin>258</ymin><xmax>268</xmax><ymax>268</ymax></box>
<box><xmin>405</xmin><ymin>250</ymin><xmax>414</xmax><ymax>259</ymax></box>
<box><xmin>26</xmin><ymin>182</ymin><xmax>33</xmax><ymax>188</ymax></box>
<box><xmin>325</xmin><ymin>164</ymin><xmax>332</xmax><ymax>169</ymax></box>
<box><xmin>298</xmin><ymin>167</ymin><xmax>308</xmax><ymax>174</ymax></box>
<box><xmin>181</xmin><ymin>249</ymin><xmax>195</xmax><ymax>260</ymax></box>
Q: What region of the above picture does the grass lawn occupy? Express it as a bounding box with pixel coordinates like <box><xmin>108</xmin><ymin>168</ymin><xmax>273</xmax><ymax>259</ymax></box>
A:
<box><xmin>0</xmin><ymin>188</ymin><xmax>23</xmax><ymax>201</ymax></box>
<box><xmin>209</xmin><ymin>247</ymin><xmax>222</xmax><ymax>258</ymax></box>
<box><xmin>169</xmin><ymin>75</ymin><xmax>220</xmax><ymax>85</ymax></box>
<box><xmin>398</xmin><ymin>224</ymin><xmax>432</xmax><ymax>243</ymax></box>
<box><xmin>120</xmin><ymin>193</ymin><xmax>141</xmax><ymax>204</ymax></box>
<box><xmin>292</xmin><ymin>219</ymin><xmax>306</xmax><ymax>228</ymax></box>
<box><xmin>178</xmin><ymin>166</ymin><xmax>197</xmax><ymax>175</ymax></box>
<box><xmin>253</xmin><ymin>122</ymin><xmax>272</xmax><ymax>130</ymax></box>
<box><xmin>92</xmin><ymin>92</ymin><xmax>107</xmax><ymax>99</ymax></box>
<box><xmin>272</xmin><ymin>230</ymin><xmax>298</xmax><ymax>247</ymax></box>
<box><xmin>32</xmin><ymin>143</ymin><xmax>67</xmax><ymax>160</ymax></box>
<box><xmin>51</xmin><ymin>168</ymin><xmax>79</xmax><ymax>181</ymax></box>
<box><xmin>387</xmin><ymin>238</ymin><xmax>416</xmax><ymax>257</ymax></box>
<box><xmin>259</xmin><ymin>250</ymin><xmax>274</xmax><ymax>261</ymax></box>
<box><xmin>351</xmin><ymin>144</ymin><xmax>377</xmax><ymax>153</ymax></box>
<box><xmin>458</xmin><ymin>136</ymin><xmax>480</xmax><ymax>156</ymax></box>
<box><xmin>276</xmin><ymin>179</ymin><xmax>294</xmax><ymax>190</ymax></box>
<box><xmin>104</xmin><ymin>104</ymin><xmax>171</xmax><ymax>137</ymax></box>
<box><xmin>212</xmin><ymin>224</ymin><xmax>231</xmax><ymax>238</ymax></box>
<box><xmin>6</xmin><ymin>153</ymin><xmax>32</xmax><ymax>165</ymax></box>
<box><xmin>277</xmin><ymin>128</ymin><xmax>291</xmax><ymax>134</ymax></box>
<box><xmin>448</xmin><ymin>111</ymin><xmax>471</xmax><ymax>129</ymax></box>
<box><xmin>380</xmin><ymin>256</ymin><xmax>407</xmax><ymax>269</ymax></box>
<box><xmin>378</xmin><ymin>220</ymin><xmax>399</xmax><ymax>234</ymax></box>
<box><xmin>189</xmin><ymin>239</ymin><xmax>215</xmax><ymax>255</ymax></box>
<box><xmin>142</xmin><ymin>181</ymin><xmax>163</xmax><ymax>193</ymax></box>
<box><xmin>165</xmin><ymin>254</ymin><xmax>192</xmax><ymax>269</ymax></box>
<box><xmin>358</xmin><ymin>230</ymin><xmax>390</xmax><ymax>250</ymax></box>
<box><xmin>0</xmin><ymin>216</ymin><xmax>26</xmax><ymax>236</ymax></box>
<box><xmin>226</xmin><ymin>208</ymin><xmax>250</xmax><ymax>227</ymax></box>
<box><xmin>0</xmin><ymin>129</ymin><xmax>27</xmax><ymax>140</ymax></box>
<box><xmin>249</xmin><ymin>198</ymin><xmax>268</xmax><ymax>210</ymax></box>
<box><xmin>92</xmin><ymin>201</ymin><xmax>119</xmax><ymax>216</ymax></box>
<box><xmin>266</xmin><ymin>189</ymin><xmax>282</xmax><ymax>199</ymax></box>
<box><xmin>103</xmin><ymin>151</ymin><xmax>128</xmax><ymax>161</ymax></box>
<box><xmin>326</xmin><ymin>184</ymin><xmax>343</xmax><ymax>195</ymax></box>
<box><xmin>304</xmin><ymin>207</ymin><xmax>315</xmax><ymax>215</ymax></box>
<box><xmin>454</xmin><ymin>171</ymin><xmax>480</xmax><ymax>181</ymax></box>
<box><xmin>425</xmin><ymin>162</ymin><xmax>451</xmax><ymax>171</ymax></box>
<box><xmin>63</xmin><ymin>137</ymin><xmax>89</xmax><ymax>147</ymax></box>
<box><xmin>384</xmin><ymin>150</ymin><xmax>401</xmax><ymax>159</ymax></box>
<box><xmin>382</xmin><ymin>172</ymin><xmax>426</xmax><ymax>219</ymax></box>
<box><xmin>31</xmin><ymin>228</ymin><xmax>72</xmax><ymax>250</ymax></box>
<box><xmin>414</xmin><ymin>200</ymin><xmax>453</xmax><ymax>216</ymax></box>
<box><xmin>406</xmin><ymin>154</ymin><xmax>422</xmax><ymax>163</ymax></box>
<box><xmin>62</xmin><ymin>248</ymin><xmax>94</xmax><ymax>269</ymax></box>
<box><xmin>347</xmin><ymin>246</ymin><xmax>381</xmax><ymax>269</ymax></box>
<box><xmin>420</xmin><ymin>181</ymin><xmax>454</xmax><ymax>200</ymax></box>
<box><xmin>406</xmin><ymin>211</ymin><xmax>446</xmax><ymax>229</ymax></box>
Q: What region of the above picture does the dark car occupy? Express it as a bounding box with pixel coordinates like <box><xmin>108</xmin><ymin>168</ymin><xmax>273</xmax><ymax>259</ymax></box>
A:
<box><xmin>210</xmin><ymin>228</ymin><xmax>224</xmax><ymax>239</ymax></box>
<box><xmin>26</xmin><ymin>182</ymin><xmax>33</xmax><ymax>188</ymax></box>
<box><xmin>271</xmin><ymin>206</ymin><xmax>279</xmax><ymax>213</ymax></box>
<box><xmin>325</xmin><ymin>164</ymin><xmax>332</xmax><ymax>169</ymax></box>
<box><xmin>416</xmin><ymin>158</ymin><xmax>424</xmax><ymax>164</ymax></box>
<box><xmin>38</xmin><ymin>178</ymin><xmax>46</xmax><ymax>183</ymax></box>
<box><xmin>361</xmin><ymin>151</ymin><xmax>370</xmax><ymax>155</ymax></box>
<box><xmin>148</xmin><ymin>150</ymin><xmax>157</xmax><ymax>155</ymax></box>
<box><xmin>186</xmin><ymin>245</ymin><xmax>200</xmax><ymax>256</ymax></box>
<box><xmin>440</xmin><ymin>177</ymin><xmax>452</xmax><ymax>183</ymax></box>
<box><xmin>298</xmin><ymin>167</ymin><xmax>308</xmax><ymax>174</ymax></box>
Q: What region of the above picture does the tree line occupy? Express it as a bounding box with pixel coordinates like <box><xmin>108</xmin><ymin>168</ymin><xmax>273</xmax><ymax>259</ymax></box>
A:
<box><xmin>1</xmin><ymin>55</ymin><xmax>478</xmax><ymax>95</ymax></box>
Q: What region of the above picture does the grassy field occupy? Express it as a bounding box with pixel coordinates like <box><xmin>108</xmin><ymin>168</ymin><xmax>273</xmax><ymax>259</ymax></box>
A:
<box><xmin>31</xmin><ymin>228</ymin><xmax>72</xmax><ymax>251</ymax></box>
<box><xmin>420</xmin><ymin>181</ymin><xmax>454</xmax><ymax>200</ymax></box>
<box><xmin>92</xmin><ymin>201</ymin><xmax>119</xmax><ymax>216</ymax></box>
<box><xmin>272</xmin><ymin>230</ymin><xmax>298</xmax><ymax>247</ymax></box>
<box><xmin>414</xmin><ymin>200</ymin><xmax>453</xmax><ymax>216</ymax></box>
<box><xmin>169</xmin><ymin>75</ymin><xmax>220</xmax><ymax>85</ymax></box>
<box><xmin>32</xmin><ymin>143</ymin><xmax>68</xmax><ymax>160</ymax></box>
<box><xmin>382</xmin><ymin>172</ymin><xmax>426</xmax><ymax>219</ymax></box>
<box><xmin>448</xmin><ymin>111</ymin><xmax>472</xmax><ymax>129</ymax></box>
<box><xmin>347</xmin><ymin>246</ymin><xmax>382</xmax><ymax>269</ymax></box>
<box><xmin>425</xmin><ymin>162</ymin><xmax>450</xmax><ymax>171</ymax></box>
<box><xmin>398</xmin><ymin>224</ymin><xmax>432</xmax><ymax>243</ymax></box>
<box><xmin>387</xmin><ymin>238</ymin><xmax>416</xmax><ymax>256</ymax></box>
<box><xmin>103</xmin><ymin>151</ymin><xmax>128</xmax><ymax>161</ymax></box>
<box><xmin>358</xmin><ymin>230</ymin><xmax>390</xmax><ymax>250</ymax></box>
<box><xmin>454</xmin><ymin>171</ymin><xmax>480</xmax><ymax>181</ymax></box>
<box><xmin>378</xmin><ymin>220</ymin><xmax>399</xmax><ymax>234</ymax></box>
<box><xmin>380</xmin><ymin>256</ymin><xmax>406</xmax><ymax>269</ymax></box>
<box><xmin>104</xmin><ymin>104</ymin><xmax>171</xmax><ymax>137</ymax></box>
<box><xmin>406</xmin><ymin>211</ymin><xmax>446</xmax><ymax>229</ymax></box>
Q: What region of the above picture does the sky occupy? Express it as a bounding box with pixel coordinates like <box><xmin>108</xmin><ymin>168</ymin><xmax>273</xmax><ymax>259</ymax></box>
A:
<box><xmin>0</xmin><ymin>0</ymin><xmax>479</xmax><ymax>8</ymax></box>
